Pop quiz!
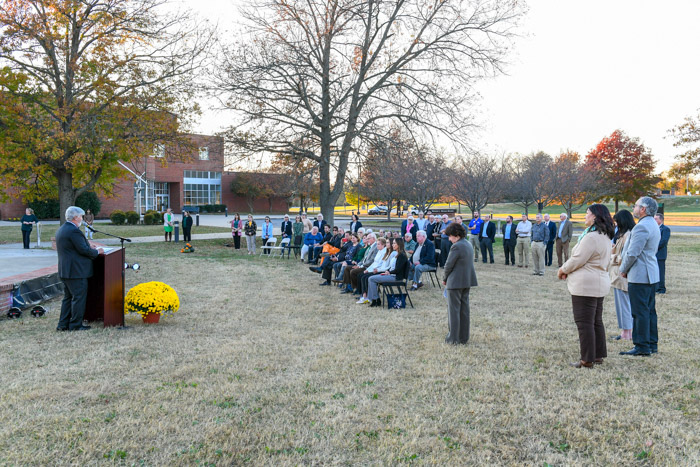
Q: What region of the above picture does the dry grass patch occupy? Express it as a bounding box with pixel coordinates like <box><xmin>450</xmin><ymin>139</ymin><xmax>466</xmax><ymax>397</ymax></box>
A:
<box><xmin>1</xmin><ymin>237</ymin><xmax>698</xmax><ymax>464</ymax></box>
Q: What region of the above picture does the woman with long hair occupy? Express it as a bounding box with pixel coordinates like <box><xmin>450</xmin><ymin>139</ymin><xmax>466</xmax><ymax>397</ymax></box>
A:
<box><xmin>609</xmin><ymin>209</ymin><xmax>636</xmax><ymax>341</ymax></box>
<box><xmin>350</xmin><ymin>213</ymin><xmax>362</xmax><ymax>234</ymax></box>
<box><xmin>366</xmin><ymin>238</ymin><xmax>408</xmax><ymax>307</ymax></box>
<box><xmin>230</xmin><ymin>213</ymin><xmax>242</xmax><ymax>249</ymax></box>
<box><xmin>558</xmin><ymin>204</ymin><xmax>615</xmax><ymax>368</ymax></box>
<box><xmin>356</xmin><ymin>238</ymin><xmax>396</xmax><ymax>304</ymax></box>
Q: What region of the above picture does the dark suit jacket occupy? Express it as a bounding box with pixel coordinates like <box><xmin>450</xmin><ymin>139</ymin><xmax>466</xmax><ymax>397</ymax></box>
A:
<box><xmin>313</xmin><ymin>220</ymin><xmax>328</xmax><ymax>232</ymax></box>
<box><xmin>349</xmin><ymin>220</ymin><xmax>363</xmax><ymax>233</ymax></box>
<box><xmin>401</xmin><ymin>220</ymin><xmax>418</xmax><ymax>240</ymax></box>
<box><xmin>56</xmin><ymin>221</ymin><xmax>100</xmax><ymax>279</ymax></box>
<box><xmin>425</xmin><ymin>222</ymin><xmax>439</xmax><ymax>241</ymax></box>
<box><xmin>415</xmin><ymin>239</ymin><xmax>436</xmax><ymax>267</ymax></box>
<box><xmin>478</xmin><ymin>221</ymin><xmax>496</xmax><ymax>242</ymax></box>
<box><xmin>280</xmin><ymin>220</ymin><xmax>293</xmax><ymax>237</ymax></box>
<box><xmin>501</xmin><ymin>222</ymin><xmax>517</xmax><ymax>242</ymax></box>
<box><xmin>546</xmin><ymin>221</ymin><xmax>557</xmax><ymax>245</ymax></box>
<box><xmin>656</xmin><ymin>224</ymin><xmax>670</xmax><ymax>260</ymax></box>
<box><xmin>443</xmin><ymin>238</ymin><xmax>478</xmax><ymax>289</ymax></box>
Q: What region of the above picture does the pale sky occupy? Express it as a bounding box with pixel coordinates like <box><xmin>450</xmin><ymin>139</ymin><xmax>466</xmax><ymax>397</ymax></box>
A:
<box><xmin>182</xmin><ymin>0</ymin><xmax>700</xmax><ymax>172</ymax></box>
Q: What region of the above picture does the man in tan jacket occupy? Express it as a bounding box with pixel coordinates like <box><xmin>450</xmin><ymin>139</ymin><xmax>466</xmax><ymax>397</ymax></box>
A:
<box><xmin>556</xmin><ymin>213</ymin><xmax>573</xmax><ymax>267</ymax></box>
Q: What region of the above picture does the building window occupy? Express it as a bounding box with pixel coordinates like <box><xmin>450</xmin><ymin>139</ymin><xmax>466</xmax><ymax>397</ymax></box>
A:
<box><xmin>152</xmin><ymin>144</ymin><xmax>165</xmax><ymax>158</ymax></box>
<box><xmin>199</xmin><ymin>147</ymin><xmax>209</xmax><ymax>160</ymax></box>
<box><xmin>183</xmin><ymin>170</ymin><xmax>221</xmax><ymax>206</ymax></box>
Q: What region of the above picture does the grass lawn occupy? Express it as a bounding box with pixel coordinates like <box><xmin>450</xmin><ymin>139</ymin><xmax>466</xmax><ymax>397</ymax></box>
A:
<box><xmin>0</xmin><ymin>224</ymin><xmax>231</xmax><ymax>245</ymax></box>
<box><xmin>0</xmin><ymin>236</ymin><xmax>698</xmax><ymax>464</ymax></box>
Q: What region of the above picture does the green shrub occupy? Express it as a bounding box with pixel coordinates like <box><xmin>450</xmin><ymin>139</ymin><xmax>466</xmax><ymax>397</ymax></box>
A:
<box><xmin>75</xmin><ymin>191</ymin><xmax>102</xmax><ymax>217</ymax></box>
<box><xmin>28</xmin><ymin>199</ymin><xmax>60</xmax><ymax>219</ymax></box>
<box><xmin>145</xmin><ymin>210</ymin><xmax>162</xmax><ymax>224</ymax></box>
<box><xmin>125</xmin><ymin>210</ymin><xmax>140</xmax><ymax>225</ymax></box>
<box><xmin>143</xmin><ymin>212</ymin><xmax>154</xmax><ymax>225</ymax></box>
<box><xmin>110</xmin><ymin>210</ymin><xmax>126</xmax><ymax>225</ymax></box>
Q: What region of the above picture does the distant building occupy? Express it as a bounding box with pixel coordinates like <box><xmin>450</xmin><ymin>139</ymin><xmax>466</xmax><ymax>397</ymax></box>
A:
<box><xmin>0</xmin><ymin>133</ymin><xmax>288</xmax><ymax>219</ymax></box>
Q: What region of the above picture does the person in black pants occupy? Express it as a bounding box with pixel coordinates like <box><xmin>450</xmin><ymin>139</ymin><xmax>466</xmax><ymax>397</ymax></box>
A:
<box><xmin>55</xmin><ymin>206</ymin><xmax>103</xmax><ymax>331</ymax></box>
<box><xmin>544</xmin><ymin>213</ymin><xmax>557</xmax><ymax>266</ymax></box>
<box><xmin>182</xmin><ymin>211</ymin><xmax>193</xmax><ymax>242</ymax></box>
<box><xmin>501</xmin><ymin>216</ymin><xmax>517</xmax><ymax>265</ymax></box>
<box><xmin>20</xmin><ymin>208</ymin><xmax>39</xmax><ymax>249</ymax></box>
<box><xmin>478</xmin><ymin>214</ymin><xmax>496</xmax><ymax>263</ymax></box>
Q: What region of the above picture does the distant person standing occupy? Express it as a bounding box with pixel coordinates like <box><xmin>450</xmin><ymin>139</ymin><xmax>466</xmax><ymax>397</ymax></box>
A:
<box><xmin>467</xmin><ymin>212</ymin><xmax>483</xmax><ymax>262</ymax></box>
<box><xmin>442</xmin><ymin>222</ymin><xmax>478</xmax><ymax>345</ymax></box>
<box><xmin>230</xmin><ymin>213</ymin><xmax>243</xmax><ymax>249</ymax></box>
<box><xmin>163</xmin><ymin>208</ymin><xmax>174</xmax><ymax>242</ymax></box>
<box><xmin>543</xmin><ymin>213</ymin><xmax>557</xmax><ymax>266</ymax></box>
<box><xmin>610</xmin><ymin>210</ymin><xmax>636</xmax><ymax>341</ymax></box>
<box><xmin>83</xmin><ymin>208</ymin><xmax>95</xmax><ymax>240</ymax></box>
<box><xmin>261</xmin><ymin>216</ymin><xmax>274</xmax><ymax>254</ymax></box>
<box><xmin>182</xmin><ymin>211</ymin><xmax>193</xmax><ymax>242</ymax></box>
<box><xmin>56</xmin><ymin>206</ymin><xmax>103</xmax><ymax>331</ymax></box>
<box><xmin>556</xmin><ymin>213</ymin><xmax>573</xmax><ymax>267</ymax></box>
<box><xmin>478</xmin><ymin>214</ymin><xmax>496</xmax><ymax>264</ymax></box>
<box><xmin>438</xmin><ymin>214</ymin><xmax>452</xmax><ymax>267</ymax></box>
<box><xmin>20</xmin><ymin>207</ymin><xmax>38</xmax><ymax>249</ymax></box>
<box><xmin>244</xmin><ymin>214</ymin><xmax>258</xmax><ymax>255</ymax></box>
<box><xmin>501</xmin><ymin>216</ymin><xmax>517</xmax><ymax>266</ymax></box>
<box><xmin>619</xmin><ymin>197</ymin><xmax>661</xmax><ymax>357</ymax></box>
<box><xmin>515</xmin><ymin>214</ymin><xmax>532</xmax><ymax>268</ymax></box>
<box><xmin>654</xmin><ymin>213</ymin><xmax>671</xmax><ymax>294</ymax></box>
<box><xmin>530</xmin><ymin>214</ymin><xmax>550</xmax><ymax>276</ymax></box>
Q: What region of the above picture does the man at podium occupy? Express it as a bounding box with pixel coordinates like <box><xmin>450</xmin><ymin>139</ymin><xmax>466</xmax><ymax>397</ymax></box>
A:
<box><xmin>56</xmin><ymin>206</ymin><xmax>104</xmax><ymax>331</ymax></box>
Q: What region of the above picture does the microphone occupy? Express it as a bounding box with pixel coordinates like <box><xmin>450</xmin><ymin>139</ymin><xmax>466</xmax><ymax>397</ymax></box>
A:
<box><xmin>86</xmin><ymin>224</ymin><xmax>96</xmax><ymax>233</ymax></box>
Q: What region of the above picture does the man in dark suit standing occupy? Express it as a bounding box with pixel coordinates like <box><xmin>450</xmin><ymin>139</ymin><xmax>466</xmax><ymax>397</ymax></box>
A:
<box><xmin>654</xmin><ymin>213</ymin><xmax>671</xmax><ymax>294</ymax></box>
<box><xmin>56</xmin><ymin>206</ymin><xmax>103</xmax><ymax>331</ymax></box>
<box><xmin>543</xmin><ymin>213</ymin><xmax>557</xmax><ymax>266</ymax></box>
<box><xmin>442</xmin><ymin>222</ymin><xmax>478</xmax><ymax>345</ymax></box>
<box><xmin>501</xmin><ymin>216</ymin><xmax>517</xmax><ymax>265</ymax></box>
<box><xmin>478</xmin><ymin>214</ymin><xmax>496</xmax><ymax>263</ymax></box>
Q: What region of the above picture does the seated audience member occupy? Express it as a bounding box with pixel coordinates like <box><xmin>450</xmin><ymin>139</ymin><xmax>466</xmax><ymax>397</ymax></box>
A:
<box><xmin>401</xmin><ymin>215</ymin><xmax>419</xmax><ymax>240</ymax></box>
<box><xmin>334</xmin><ymin>234</ymin><xmax>366</xmax><ymax>285</ymax></box>
<box><xmin>366</xmin><ymin>238</ymin><xmax>409</xmax><ymax>307</ymax></box>
<box><xmin>301</xmin><ymin>226</ymin><xmax>323</xmax><ymax>263</ymax></box>
<box><xmin>341</xmin><ymin>233</ymin><xmax>378</xmax><ymax>294</ymax></box>
<box><xmin>311</xmin><ymin>224</ymin><xmax>333</xmax><ymax>264</ymax></box>
<box><xmin>356</xmin><ymin>238</ymin><xmax>395</xmax><ymax>303</ymax></box>
<box><xmin>316</xmin><ymin>231</ymin><xmax>355</xmax><ymax>285</ymax></box>
<box><xmin>408</xmin><ymin>230</ymin><xmax>437</xmax><ymax>290</ymax></box>
<box><xmin>404</xmin><ymin>232</ymin><xmax>417</xmax><ymax>256</ymax></box>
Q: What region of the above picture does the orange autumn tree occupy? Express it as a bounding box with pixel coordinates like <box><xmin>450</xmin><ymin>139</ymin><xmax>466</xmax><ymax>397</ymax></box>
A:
<box><xmin>586</xmin><ymin>130</ymin><xmax>660</xmax><ymax>212</ymax></box>
<box><xmin>0</xmin><ymin>0</ymin><xmax>212</xmax><ymax>222</ymax></box>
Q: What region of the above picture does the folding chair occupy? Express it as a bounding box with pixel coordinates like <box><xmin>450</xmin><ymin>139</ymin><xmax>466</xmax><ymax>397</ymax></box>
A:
<box><xmin>288</xmin><ymin>235</ymin><xmax>303</xmax><ymax>259</ymax></box>
<box><xmin>426</xmin><ymin>264</ymin><xmax>442</xmax><ymax>290</ymax></box>
<box><xmin>260</xmin><ymin>238</ymin><xmax>277</xmax><ymax>257</ymax></box>
<box><xmin>378</xmin><ymin>260</ymin><xmax>414</xmax><ymax>309</ymax></box>
<box><xmin>269</xmin><ymin>237</ymin><xmax>290</xmax><ymax>258</ymax></box>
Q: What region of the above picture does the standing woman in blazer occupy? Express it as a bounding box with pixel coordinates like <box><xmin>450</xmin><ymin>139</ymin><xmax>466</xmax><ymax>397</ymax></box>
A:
<box><xmin>182</xmin><ymin>211</ymin><xmax>193</xmax><ymax>242</ymax></box>
<box><xmin>349</xmin><ymin>214</ymin><xmax>362</xmax><ymax>234</ymax></box>
<box><xmin>230</xmin><ymin>213</ymin><xmax>243</xmax><ymax>249</ymax></box>
<box><xmin>244</xmin><ymin>214</ymin><xmax>257</xmax><ymax>255</ymax></box>
<box><xmin>610</xmin><ymin>210</ymin><xmax>636</xmax><ymax>341</ymax></box>
<box><xmin>558</xmin><ymin>204</ymin><xmax>614</xmax><ymax>368</ymax></box>
<box><xmin>442</xmin><ymin>222</ymin><xmax>478</xmax><ymax>345</ymax></box>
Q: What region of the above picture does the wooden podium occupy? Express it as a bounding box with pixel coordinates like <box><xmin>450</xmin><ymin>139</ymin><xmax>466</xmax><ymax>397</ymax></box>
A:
<box><xmin>85</xmin><ymin>248</ymin><xmax>124</xmax><ymax>327</ymax></box>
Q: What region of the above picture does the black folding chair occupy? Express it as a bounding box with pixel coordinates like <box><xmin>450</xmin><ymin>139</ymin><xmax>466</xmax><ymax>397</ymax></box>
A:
<box><xmin>287</xmin><ymin>235</ymin><xmax>303</xmax><ymax>259</ymax></box>
<box><xmin>426</xmin><ymin>264</ymin><xmax>442</xmax><ymax>290</ymax></box>
<box><xmin>378</xmin><ymin>261</ymin><xmax>414</xmax><ymax>309</ymax></box>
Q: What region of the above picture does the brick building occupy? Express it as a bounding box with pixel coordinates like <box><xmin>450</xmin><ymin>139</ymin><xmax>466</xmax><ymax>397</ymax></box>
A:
<box><xmin>0</xmin><ymin>133</ymin><xmax>289</xmax><ymax>219</ymax></box>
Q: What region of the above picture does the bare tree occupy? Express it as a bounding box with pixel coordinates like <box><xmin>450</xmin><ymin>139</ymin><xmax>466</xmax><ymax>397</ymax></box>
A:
<box><xmin>214</xmin><ymin>0</ymin><xmax>524</xmax><ymax>225</ymax></box>
<box><xmin>509</xmin><ymin>151</ymin><xmax>555</xmax><ymax>216</ymax></box>
<box><xmin>400</xmin><ymin>148</ymin><xmax>449</xmax><ymax>213</ymax></box>
<box><xmin>551</xmin><ymin>150</ymin><xmax>604</xmax><ymax>218</ymax></box>
<box><xmin>450</xmin><ymin>153</ymin><xmax>507</xmax><ymax>215</ymax></box>
<box><xmin>360</xmin><ymin>135</ymin><xmax>406</xmax><ymax>220</ymax></box>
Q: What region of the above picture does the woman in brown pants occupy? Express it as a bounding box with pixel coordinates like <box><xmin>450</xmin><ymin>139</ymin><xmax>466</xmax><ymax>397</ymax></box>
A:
<box><xmin>557</xmin><ymin>204</ymin><xmax>614</xmax><ymax>368</ymax></box>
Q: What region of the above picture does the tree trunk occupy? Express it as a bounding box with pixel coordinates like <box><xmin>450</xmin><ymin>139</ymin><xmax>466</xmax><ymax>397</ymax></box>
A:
<box><xmin>246</xmin><ymin>196</ymin><xmax>255</xmax><ymax>213</ymax></box>
<box><xmin>57</xmin><ymin>170</ymin><xmax>76</xmax><ymax>224</ymax></box>
<box><xmin>614</xmin><ymin>199</ymin><xmax>619</xmax><ymax>213</ymax></box>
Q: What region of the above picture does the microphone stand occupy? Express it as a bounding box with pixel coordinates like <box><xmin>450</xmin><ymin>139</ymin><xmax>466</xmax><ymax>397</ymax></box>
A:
<box><xmin>87</xmin><ymin>225</ymin><xmax>131</xmax><ymax>329</ymax></box>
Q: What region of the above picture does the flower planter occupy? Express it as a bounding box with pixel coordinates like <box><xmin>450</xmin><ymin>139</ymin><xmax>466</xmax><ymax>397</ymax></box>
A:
<box><xmin>142</xmin><ymin>313</ymin><xmax>161</xmax><ymax>324</ymax></box>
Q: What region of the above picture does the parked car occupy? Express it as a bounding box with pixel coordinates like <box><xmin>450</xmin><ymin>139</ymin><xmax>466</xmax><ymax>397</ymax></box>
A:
<box><xmin>367</xmin><ymin>205</ymin><xmax>389</xmax><ymax>215</ymax></box>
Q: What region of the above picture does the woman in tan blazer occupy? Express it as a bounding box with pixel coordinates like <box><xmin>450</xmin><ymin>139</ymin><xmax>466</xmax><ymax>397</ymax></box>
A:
<box><xmin>610</xmin><ymin>210</ymin><xmax>636</xmax><ymax>341</ymax></box>
<box><xmin>558</xmin><ymin>204</ymin><xmax>614</xmax><ymax>368</ymax></box>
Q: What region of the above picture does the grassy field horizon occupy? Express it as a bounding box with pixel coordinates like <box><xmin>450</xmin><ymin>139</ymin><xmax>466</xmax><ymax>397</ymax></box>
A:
<box><xmin>1</xmin><ymin>234</ymin><xmax>698</xmax><ymax>464</ymax></box>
